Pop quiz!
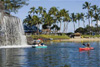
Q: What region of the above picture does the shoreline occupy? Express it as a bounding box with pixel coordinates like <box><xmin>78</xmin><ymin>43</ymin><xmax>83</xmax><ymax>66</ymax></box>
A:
<box><xmin>27</xmin><ymin>37</ymin><xmax>100</xmax><ymax>44</ymax></box>
<box><xmin>52</xmin><ymin>38</ymin><xmax>100</xmax><ymax>42</ymax></box>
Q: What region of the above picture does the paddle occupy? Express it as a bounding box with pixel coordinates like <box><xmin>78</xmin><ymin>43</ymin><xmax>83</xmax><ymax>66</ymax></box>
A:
<box><xmin>82</xmin><ymin>43</ymin><xmax>95</xmax><ymax>49</ymax></box>
<box><xmin>83</xmin><ymin>43</ymin><xmax>86</xmax><ymax>46</ymax></box>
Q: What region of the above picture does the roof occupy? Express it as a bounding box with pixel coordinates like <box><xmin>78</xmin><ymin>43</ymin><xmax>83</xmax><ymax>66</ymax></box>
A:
<box><xmin>24</xmin><ymin>25</ymin><xmax>42</xmax><ymax>33</ymax></box>
<box><xmin>74</xmin><ymin>33</ymin><xmax>81</xmax><ymax>36</ymax></box>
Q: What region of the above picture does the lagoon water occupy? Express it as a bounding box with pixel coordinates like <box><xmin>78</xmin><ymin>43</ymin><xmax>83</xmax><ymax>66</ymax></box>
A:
<box><xmin>0</xmin><ymin>42</ymin><xmax>100</xmax><ymax>67</ymax></box>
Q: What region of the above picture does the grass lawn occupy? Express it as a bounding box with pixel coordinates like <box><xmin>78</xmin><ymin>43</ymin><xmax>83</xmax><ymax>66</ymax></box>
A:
<box><xmin>31</xmin><ymin>34</ymin><xmax>70</xmax><ymax>40</ymax></box>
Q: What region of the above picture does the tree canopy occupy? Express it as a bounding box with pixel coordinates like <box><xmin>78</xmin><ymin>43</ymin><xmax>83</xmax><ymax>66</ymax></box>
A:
<box><xmin>23</xmin><ymin>2</ymin><xmax>100</xmax><ymax>34</ymax></box>
<box><xmin>0</xmin><ymin>0</ymin><xmax>28</xmax><ymax>13</ymax></box>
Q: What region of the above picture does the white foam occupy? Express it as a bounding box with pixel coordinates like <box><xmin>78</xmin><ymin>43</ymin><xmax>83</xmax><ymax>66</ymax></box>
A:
<box><xmin>0</xmin><ymin>45</ymin><xmax>32</xmax><ymax>49</ymax></box>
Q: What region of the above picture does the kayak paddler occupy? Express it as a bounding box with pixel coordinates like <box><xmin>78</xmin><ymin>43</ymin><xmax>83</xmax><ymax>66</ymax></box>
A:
<box><xmin>83</xmin><ymin>43</ymin><xmax>90</xmax><ymax>48</ymax></box>
<box><xmin>87</xmin><ymin>43</ymin><xmax>90</xmax><ymax>48</ymax></box>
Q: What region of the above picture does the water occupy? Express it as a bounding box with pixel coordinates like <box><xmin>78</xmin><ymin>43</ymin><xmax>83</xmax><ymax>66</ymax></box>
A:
<box><xmin>0</xmin><ymin>12</ymin><xmax>27</xmax><ymax>46</ymax></box>
<box><xmin>0</xmin><ymin>42</ymin><xmax>100</xmax><ymax>67</ymax></box>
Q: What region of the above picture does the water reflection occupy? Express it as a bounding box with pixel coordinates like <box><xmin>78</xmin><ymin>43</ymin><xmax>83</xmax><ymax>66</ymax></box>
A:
<box><xmin>0</xmin><ymin>42</ymin><xmax>100</xmax><ymax>67</ymax></box>
<box><xmin>0</xmin><ymin>48</ymin><xmax>28</xmax><ymax>67</ymax></box>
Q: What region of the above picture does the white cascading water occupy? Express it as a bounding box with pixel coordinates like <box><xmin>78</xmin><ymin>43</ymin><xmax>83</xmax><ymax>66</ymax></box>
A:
<box><xmin>0</xmin><ymin>12</ymin><xmax>30</xmax><ymax>48</ymax></box>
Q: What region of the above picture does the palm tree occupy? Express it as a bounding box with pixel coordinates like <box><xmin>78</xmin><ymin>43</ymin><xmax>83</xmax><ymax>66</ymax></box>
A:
<box><xmin>43</xmin><ymin>14</ymin><xmax>54</xmax><ymax>34</ymax></box>
<box><xmin>42</xmin><ymin>8</ymin><xmax>47</xmax><ymax>17</ymax></box>
<box><xmin>56</xmin><ymin>14</ymin><xmax>62</xmax><ymax>31</ymax></box>
<box><xmin>1</xmin><ymin>0</ymin><xmax>29</xmax><ymax>13</ymax></box>
<box><xmin>71</xmin><ymin>13</ymin><xmax>76</xmax><ymax>32</ymax></box>
<box><xmin>91</xmin><ymin>5</ymin><xmax>98</xmax><ymax>14</ymax></box>
<box><xmin>63</xmin><ymin>14</ymin><xmax>71</xmax><ymax>33</ymax></box>
<box><xmin>85</xmin><ymin>12</ymin><xmax>91</xmax><ymax>27</ymax></box>
<box><xmin>32</xmin><ymin>15</ymin><xmax>42</xmax><ymax>34</ymax></box>
<box><xmin>80</xmin><ymin>13</ymin><xmax>85</xmax><ymax>28</ymax></box>
<box><xmin>93</xmin><ymin>13</ymin><xmax>100</xmax><ymax>33</ymax></box>
<box><xmin>49</xmin><ymin>7</ymin><xmax>58</xmax><ymax>29</ymax></box>
<box><xmin>62</xmin><ymin>10</ymin><xmax>70</xmax><ymax>33</ymax></box>
<box><xmin>83</xmin><ymin>2</ymin><xmax>91</xmax><ymax>12</ymax></box>
<box><xmin>37</xmin><ymin>6</ymin><xmax>45</xmax><ymax>16</ymax></box>
<box><xmin>23</xmin><ymin>15</ymin><xmax>41</xmax><ymax>34</ymax></box>
<box><xmin>23</xmin><ymin>15</ymin><xmax>32</xmax><ymax>26</ymax></box>
<box><xmin>29</xmin><ymin>6</ymin><xmax>47</xmax><ymax>33</ymax></box>
<box><xmin>88</xmin><ymin>10</ymin><xmax>93</xmax><ymax>26</ymax></box>
<box><xmin>52</xmin><ymin>7</ymin><xmax>59</xmax><ymax>33</ymax></box>
<box><xmin>49</xmin><ymin>7</ymin><xmax>58</xmax><ymax>16</ymax></box>
<box><xmin>83</xmin><ymin>2</ymin><xmax>91</xmax><ymax>26</ymax></box>
<box><xmin>76</xmin><ymin>13</ymin><xmax>81</xmax><ymax>27</ymax></box>
<box><xmin>57</xmin><ymin>9</ymin><xmax>68</xmax><ymax>32</ymax></box>
<box><xmin>32</xmin><ymin>15</ymin><xmax>40</xmax><ymax>25</ymax></box>
<box><xmin>37</xmin><ymin>6</ymin><xmax>46</xmax><ymax>31</ymax></box>
<box><xmin>97</xmin><ymin>8</ymin><xmax>100</xmax><ymax>14</ymax></box>
<box><xmin>38</xmin><ymin>6</ymin><xmax>43</xmax><ymax>15</ymax></box>
<box><xmin>28</xmin><ymin>7</ymin><xmax>35</xmax><ymax>15</ymax></box>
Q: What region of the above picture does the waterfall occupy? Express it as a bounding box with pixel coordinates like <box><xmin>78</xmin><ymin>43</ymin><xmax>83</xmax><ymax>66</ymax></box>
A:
<box><xmin>0</xmin><ymin>12</ymin><xmax>27</xmax><ymax>47</ymax></box>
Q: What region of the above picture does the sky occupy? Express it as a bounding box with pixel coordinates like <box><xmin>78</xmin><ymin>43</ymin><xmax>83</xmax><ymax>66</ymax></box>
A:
<box><xmin>12</xmin><ymin>0</ymin><xmax>100</xmax><ymax>33</ymax></box>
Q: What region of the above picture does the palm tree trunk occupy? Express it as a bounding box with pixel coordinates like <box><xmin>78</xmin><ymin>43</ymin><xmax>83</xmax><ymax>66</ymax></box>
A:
<box><xmin>78</xmin><ymin>20</ymin><xmax>80</xmax><ymax>28</ymax></box>
<box><xmin>39</xmin><ymin>24</ymin><xmax>41</xmax><ymax>29</ymax></box>
<box><xmin>37</xmin><ymin>24</ymin><xmax>39</xmax><ymax>35</ymax></box>
<box><xmin>89</xmin><ymin>18</ymin><xmax>90</xmax><ymax>26</ymax></box>
<box><xmin>56</xmin><ymin>22</ymin><xmax>59</xmax><ymax>33</ymax></box>
<box><xmin>90</xmin><ymin>17</ymin><xmax>93</xmax><ymax>35</ymax></box>
<box><xmin>91</xmin><ymin>17</ymin><xmax>92</xmax><ymax>26</ymax></box>
<box><xmin>60</xmin><ymin>22</ymin><xmax>62</xmax><ymax>32</ymax></box>
<box><xmin>90</xmin><ymin>18</ymin><xmax>93</xmax><ymax>36</ymax></box>
<box><xmin>83</xmin><ymin>21</ymin><xmax>85</xmax><ymax>28</ymax></box>
<box><xmin>73</xmin><ymin>22</ymin><xmax>75</xmax><ymax>33</ymax></box>
<box><xmin>66</xmin><ymin>22</ymin><xmax>69</xmax><ymax>33</ymax></box>
<box><xmin>97</xmin><ymin>20</ymin><xmax>98</xmax><ymax>27</ymax></box>
<box><xmin>88</xmin><ymin>9</ymin><xmax>91</xmax><ymax>26</ymax></box>
<box><xmin>88</xmin><ymin>18</ymin><xmax>91</xmax><ymax>35</ymax></box>
<box><xmin>96</xmin><ymin>20</ymin><xmax>99</xmax><ymax>34</ymax></box>
<box><xmin>63</xmin><ymin>22</ymin><xmax>66</xmax><ymax>33</ymax></box>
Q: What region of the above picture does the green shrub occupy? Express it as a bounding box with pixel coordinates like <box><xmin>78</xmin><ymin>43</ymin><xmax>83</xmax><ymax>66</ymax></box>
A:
<box><xmin>82</xmin><ymin>35</ymin><xmax>100</xmax><ymax>38</ymax></box>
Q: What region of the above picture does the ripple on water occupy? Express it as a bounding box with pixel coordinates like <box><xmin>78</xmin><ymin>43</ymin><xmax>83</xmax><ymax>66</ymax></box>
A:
<box><xmin>0</xmin><ymin>42</ymin><xmax>100</xmax><ymax>67</ymax></box>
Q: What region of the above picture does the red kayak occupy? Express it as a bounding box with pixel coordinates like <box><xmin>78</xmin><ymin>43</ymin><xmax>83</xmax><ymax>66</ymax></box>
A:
<box><xmin>79</xmin><ymin>47</ymin><xmax>94</xmax><ymax>51</ymax></box>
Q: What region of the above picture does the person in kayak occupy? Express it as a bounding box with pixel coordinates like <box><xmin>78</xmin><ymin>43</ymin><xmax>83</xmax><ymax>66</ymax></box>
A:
<box><xmin>86</xmin><ymin>43</ymin><xmax>90</xmax><ymax>48</ymax></box>
<box><xmin>41</xmin><ymin>41</ymin><xmax>44</xmax><ymax>46</ymax></box>
<box><xmin>83</xmin><ymin>43</ymin><xmax>90</xmax><ymax>48</ymax></box>
<box><xmin>38</xmin><ymin>43</ymin><xmax>41</xmax><ymax>46</ymax></box>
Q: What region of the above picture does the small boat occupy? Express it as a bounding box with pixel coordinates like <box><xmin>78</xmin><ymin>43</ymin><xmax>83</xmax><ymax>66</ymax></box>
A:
<box><xmin>79</xmin><ymin>47</ymin><xmax>94</xmax><ymax>51</ymax></box>
<box><xmin>32</xmin><ymin>45</ymin><xmax>47</xmax><ymax>48</ymax></box>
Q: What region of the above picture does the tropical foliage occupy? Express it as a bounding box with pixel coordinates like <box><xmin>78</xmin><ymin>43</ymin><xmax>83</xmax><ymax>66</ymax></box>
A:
<box><xmin>0</xmin><ymin>0</ymin><xmax>28</xmax><ymax>13</ymax></box>
<box><xmin>23</xmin><ymin>2</ymin><xmax>100</xmax><ymax>34</ymax></box>
<box><xmin>75</xmin><ymin>25</ymin><xmax>100</xmax><ymax>35</ymax></box>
